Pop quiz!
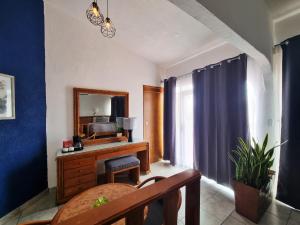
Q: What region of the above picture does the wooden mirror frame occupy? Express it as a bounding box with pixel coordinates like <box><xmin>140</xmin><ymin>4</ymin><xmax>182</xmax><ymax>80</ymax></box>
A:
<box><xmin>73</xmin><ymin>87</ymin><xmax>129</xmax><ymax>146</ymax></box>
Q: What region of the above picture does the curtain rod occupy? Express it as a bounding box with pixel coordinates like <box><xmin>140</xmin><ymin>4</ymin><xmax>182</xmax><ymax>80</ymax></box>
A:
<box><xmin>160</xmin><ymin>72</ymin><xmax>191</xmax><ymax>83</ymax></box>
<box><xmin>274</xmin><ymin>40</ymin><xmax>289</xmax><ymax>48</ymax></box>
<box><xmin>161</xmin><ymin>54</ymin><xmax>242</xmax><ymax>83</ymax></box>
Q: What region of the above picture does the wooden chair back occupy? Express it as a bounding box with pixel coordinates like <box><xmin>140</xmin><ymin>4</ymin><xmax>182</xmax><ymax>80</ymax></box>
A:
<box><xmin>57</xmin><ymin>169</ymin><xmax>201</xmax><ymax>225</ymax></box>
<box><xmin>19</xmin><ymin>170</ymin><xmax>201</xmax><ymax>225</ymax></box>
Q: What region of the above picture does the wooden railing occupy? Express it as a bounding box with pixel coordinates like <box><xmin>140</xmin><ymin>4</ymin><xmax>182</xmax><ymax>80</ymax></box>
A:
<box><xmin>58</xmin><ymin>169</ymin><xmax>201</xmax><ymax>225</ymax></box>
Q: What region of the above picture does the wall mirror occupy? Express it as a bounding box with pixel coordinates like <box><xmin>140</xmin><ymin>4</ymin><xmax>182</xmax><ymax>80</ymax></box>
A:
<box><xmin>74</xmin><ymin>88</ymin><xmax>129</xmax><ymax>145</ymax></box>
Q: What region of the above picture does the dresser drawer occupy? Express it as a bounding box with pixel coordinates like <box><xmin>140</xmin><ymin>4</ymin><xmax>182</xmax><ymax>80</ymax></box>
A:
<box><xmin>64</xmin><ymin>181</ymin><xmax>96</xmax><ymax>198</ymax></box>
<box><xmin>64</xmin><ymin>173</ymin><xmax>95</xmax><ymax>188</ymax></box>
<box><xmin>64</xmin><ymin>157</ymin><xmax>95</xmax><ymax>170</ymax></box>
<box><xmin>64</xmin><ymin>165</ymin><xmax>95</xmax><ymax>179</ymax></box>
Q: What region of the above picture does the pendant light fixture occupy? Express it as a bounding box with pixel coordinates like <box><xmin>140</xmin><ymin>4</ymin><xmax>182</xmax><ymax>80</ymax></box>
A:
<box><xmin>86</xmin><ymin>0</ymin><xmax>104</xmax><ymax>26</ymax></box>
<box><xmin>101</xmin><ymin>0</ymin><xmax>116</xmax><ymax>38</ymax></box>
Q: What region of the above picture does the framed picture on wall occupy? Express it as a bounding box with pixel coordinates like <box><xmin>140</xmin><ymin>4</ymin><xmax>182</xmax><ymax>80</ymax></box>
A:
<box><xmin>0</xmin><ymin>73</ymin><xmax>15</xmax><ymax>120</ymax></box>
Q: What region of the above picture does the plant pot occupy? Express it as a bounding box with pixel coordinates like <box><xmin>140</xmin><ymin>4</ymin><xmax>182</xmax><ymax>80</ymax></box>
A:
<box><xmin>233</xmin><ymin>180</ymin><xmax>272</xmax><ymax>223</ymax></box>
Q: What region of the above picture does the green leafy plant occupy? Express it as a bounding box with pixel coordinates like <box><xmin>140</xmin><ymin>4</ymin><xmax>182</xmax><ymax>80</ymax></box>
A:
<box><xmin>229</xmin><ymin>134</ymin><xmax>283</xmax><ymax>191</ymax></box>
<box><xmin>93</xmin><ymin>196</ymin><xmax>109</xmax><ymax>208</ymax></box>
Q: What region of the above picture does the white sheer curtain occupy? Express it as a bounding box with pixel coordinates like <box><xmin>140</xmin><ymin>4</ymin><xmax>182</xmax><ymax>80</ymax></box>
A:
<box><xmin>175</xmin><ymin>75</ymin><xmax>194</xmax><ymax>168</ymax></box>
<box><xmin>247</xmin><ymin>56</ymin><xmax>266</xmax><ymax>141</ymax></box>
<box><xmin>247</xmin><ymin>52</ymin><xmax>283</xmax><ymax>197</ymax></box>
<box><xmin>272</xmin><ymin>46</ymin><xmax>283</xmax><ymax>197</ymax></box>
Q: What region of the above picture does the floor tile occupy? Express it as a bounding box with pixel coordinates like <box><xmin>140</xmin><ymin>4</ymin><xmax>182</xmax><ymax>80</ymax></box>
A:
<box><xmin>20</xmin><ymin>191</ymin><xmax>56</xmax><ymax>218</ymax></box>
<box><xmin>259</xmin><ymin>212</ymin><xmax>287</xmax><ymax>225</ymax></box>
<box><xmin>230</xmin><ymin>211</ymin><xmax>256</xmax><ymax>225</ymax></box>
<box><xmin>212</xmin><ymin>191</ymin><xmax>234</xmax><ymax>205</ymax></box>
<box><xmin>1</xmin><ymin>216</ymin><xmax>19</xmax><ymax>225</ymax></box>
<box><xmin>0</xmin><ymin>209</ymin><xmax>21</xmax><ymax>225</ymax></box>
<box><xmin>287</xmin><ymin>219</ymin><xmax>300</xmax><ymax>225</ymax></box>
<box><xmin>178</xmin><ymin>206</ymin><xmax>185</xmax><ymax>220</ymax></box>
<box><xmin>200</xmin><ymin>195</ymin><xmax>235</xmax><ymax>221</ymax></box>
<box><xmin>178</xmin><ymin>216</ymin><xmax>185</xmax><ymax>225</ymax></box>
<box><xmin>222</xmin><ymin>215</ymin><xmax>245</xmax><ymax>225</ymax></box>
<box><xmin>200</xmin><ymin>209</ymin><xmax>222</xmax><ymax>225</ymax></box>
<box><xmin>290</xmin><ymin>210</ymin><xmax>300</xmax><ymax>223</ymax></box>
<box><xmin>267</xmin><ymin>200</ymin><xmax>292</xmax><ymax>221</ymax></box>
<box><xmin>18</xmin><ymin>207</ymin><xmax>58</xmax><ymax>224</ymax></box>
<box><xmin>231</xmin><ymin>210</ymin><xmax>288</xmax><ymax>225</ymax></box>
<box><xmin>19</xmin><ymin>190</ymin><xmax>50</xmax><ymax>212</ymax></box>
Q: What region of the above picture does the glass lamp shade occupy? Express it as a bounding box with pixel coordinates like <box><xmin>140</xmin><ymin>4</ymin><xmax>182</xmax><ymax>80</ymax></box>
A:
<box><xmin>101</xmin><ymin>17</ymin><xmax>116</xmax><ymax>38</ymax></box>
<box><xmin>86</xmin><ymin>2</ymin><xmax>104</xmax><ymax>26</ymax></box>
<box><xmin>116</xmin><ymin>117</ymin><xmax>124</xmax><ymax>129</ymax></box>
<box><xmin>123</xmin><ymin>117</ymin><xmax>136</xmax><ymax>130</ymax></box>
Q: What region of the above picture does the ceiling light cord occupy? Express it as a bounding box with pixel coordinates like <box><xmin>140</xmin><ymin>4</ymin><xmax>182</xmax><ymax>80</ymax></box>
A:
<box><xmin>107</xmin><ymin>0</ymin><xmax>109</xmax><ymax>18</ymax></box>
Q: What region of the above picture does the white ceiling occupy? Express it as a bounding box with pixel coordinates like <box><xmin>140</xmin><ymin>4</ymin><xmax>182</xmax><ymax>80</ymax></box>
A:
<box><xmin>45</xmin><ymin>0</ymin><xmax>224</xmax><ymax>68</ymax></box>
<box><xmin>265</xmin><ymin>0</ymin><xmax>300</xmax><ymax>20</ymax></box>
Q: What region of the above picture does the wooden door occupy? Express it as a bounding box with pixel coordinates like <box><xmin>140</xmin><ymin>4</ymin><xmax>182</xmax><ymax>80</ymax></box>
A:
<box><xmin>143</xmin><ymin>85</ymin><xmax>164</xmax><ymax>163</ymax></box>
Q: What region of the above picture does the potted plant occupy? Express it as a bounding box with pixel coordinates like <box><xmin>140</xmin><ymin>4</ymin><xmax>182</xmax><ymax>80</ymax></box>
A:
<box><xmin>229</xmin><ymin>134</ymin><xmax>282</xmax><ymax>223</ymax></box>
<box><xmin>116</xmin><ymin>127</ymin><xmax>123</xmax><ymax>137</ymax></box>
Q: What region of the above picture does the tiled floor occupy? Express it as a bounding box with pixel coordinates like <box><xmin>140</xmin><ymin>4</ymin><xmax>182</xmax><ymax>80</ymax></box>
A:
<box><xmin>1</xmin><ymin>161</ymin><xmax>299</xmax><ymax>225</ymax></box>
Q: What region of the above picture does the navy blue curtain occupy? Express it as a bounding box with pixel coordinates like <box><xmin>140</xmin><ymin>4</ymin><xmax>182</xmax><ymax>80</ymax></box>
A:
<box><xmin>193</xmin><ymin>54</ymin><xmax>249</xmax><ymax>185</ymax></box>
<box><xmin>110</xmin><ymin>96</ymin><xmax>125</xmax><ymax>122</ymax></box>
<box><xmin>277</xmin><ymin>35</ymin><xmax>300</xmax><ymax>209</ymax></box>
<box><xmin>163</xmin><ymin>77</ymin><xmax>177</xmax><ymax>165</ymax></box>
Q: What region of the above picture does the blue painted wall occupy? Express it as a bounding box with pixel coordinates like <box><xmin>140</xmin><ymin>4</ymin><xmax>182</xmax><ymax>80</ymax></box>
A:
<box><xmin>0</xmin><ymin>0</ymin><xmax>47</xmax><ymax>217</ymax></box>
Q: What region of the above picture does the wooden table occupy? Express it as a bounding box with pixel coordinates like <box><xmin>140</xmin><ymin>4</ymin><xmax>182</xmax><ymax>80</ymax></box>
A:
<box><xmin>53</xmin><ymin>183</ymin><xmax>147</xmax><ymax>225</ymax></box>
<box><xmin>56</xmin><ymin>141</ymin><xmax>150</xmax><ymax>204</ymax></box>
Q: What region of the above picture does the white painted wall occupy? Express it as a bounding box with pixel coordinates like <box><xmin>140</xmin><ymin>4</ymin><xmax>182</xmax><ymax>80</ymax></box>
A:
<box><xmin>45</xmin><ymin>3</ymin><xmax>160</xmax><ymax>188</ymax></box>
<box><xmin>79</xmin><ymin>94</ymin><xmax>112</xmax><ymax>117</ymax></box>
<box><xmin>274</xmin><ymin>13</ymin><xmax>300</xmax><ymax>44</ymax></box>
<box><xmin>168</xmin><ymin>0</ymin><xmax>273</xmax><ymax>75</ymax></box>
<box><xmin>194</xmin><ymin>0</ymin><xmax>273</xmax><ymax>62</ymax></box>
<box><xmin>162</xmin><ymin>43</ymin><xmax>241</xmax><ymax>79</ymax></box>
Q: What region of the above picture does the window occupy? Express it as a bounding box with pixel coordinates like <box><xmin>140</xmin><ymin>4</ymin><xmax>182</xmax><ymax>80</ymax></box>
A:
<box><xmin>175</xmin><ymin>76</ymin><xmax>194</xmax><ymax>168</ymax></box>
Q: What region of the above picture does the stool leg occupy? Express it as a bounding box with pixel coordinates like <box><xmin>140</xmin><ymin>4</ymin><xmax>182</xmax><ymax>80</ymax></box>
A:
<box><xmin>130</xmin><ymin>167</ymin><xmax>140</xmax><ymax>185</ymax></box>
<box><xmin>107</xmin><ymin>172</ymin><xmax>114</xmax><ymax>183</ymax></box>
<box><xmin>136</xmin><ymin>167</ymin><xmax>140</xmax><ymax>184</ymax></box>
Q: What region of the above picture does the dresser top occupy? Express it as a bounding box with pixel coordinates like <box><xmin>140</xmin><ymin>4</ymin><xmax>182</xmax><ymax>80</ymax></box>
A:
<box><xmin>56</xmin><ymin>140</ymin><xmax>147</xmax><ymax>158</ymax></box>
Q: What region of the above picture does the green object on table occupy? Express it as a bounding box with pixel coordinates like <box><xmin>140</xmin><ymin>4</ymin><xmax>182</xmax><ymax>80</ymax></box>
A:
<box><xmin>93</xmin><ymin>196</ymin><xmax>109</xmax><ymax>208</ymax></box>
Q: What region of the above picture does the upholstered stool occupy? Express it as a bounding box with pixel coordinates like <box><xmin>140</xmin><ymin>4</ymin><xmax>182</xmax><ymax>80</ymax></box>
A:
<box><xmin>105</xmin><ymin>156</ymin><xmax>140</xmax><ymax>184</ymax></box>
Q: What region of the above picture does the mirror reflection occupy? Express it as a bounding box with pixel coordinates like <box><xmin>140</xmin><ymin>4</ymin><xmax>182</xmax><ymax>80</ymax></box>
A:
<box><xmin>79</xmin><ymin>93</ymin><xmax>126</xmax><ymax>140</ymax></box>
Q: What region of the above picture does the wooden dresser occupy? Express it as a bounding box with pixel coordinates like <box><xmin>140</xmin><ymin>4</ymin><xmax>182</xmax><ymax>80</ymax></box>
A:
<box><xmin>56</xmin><ymin>141</ymin><xmax>150</xmax><ymax>204</ymax></box>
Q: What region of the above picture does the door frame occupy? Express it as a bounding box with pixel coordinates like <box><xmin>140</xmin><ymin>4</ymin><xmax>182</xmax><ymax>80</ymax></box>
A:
<box><xmin>143</xmin><ymin>85</ymin><xmax>164</xmax><ymax>138</ymax></box>
<box><xmin>143</xmin><ymin>85</ymin><xmax>164</xmax><ymax>163</ymax></box>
